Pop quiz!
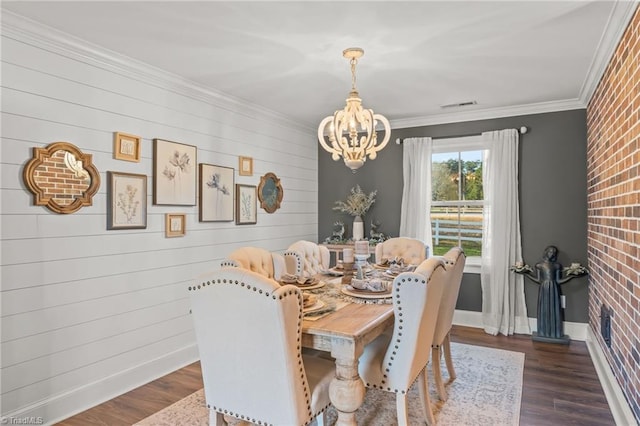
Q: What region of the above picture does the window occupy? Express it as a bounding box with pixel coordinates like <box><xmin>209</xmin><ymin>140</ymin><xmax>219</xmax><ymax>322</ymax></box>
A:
<box><xmin>431</xmin><ymin>136</ymin><xmax>486</xmax><ymax>268</ymax></box>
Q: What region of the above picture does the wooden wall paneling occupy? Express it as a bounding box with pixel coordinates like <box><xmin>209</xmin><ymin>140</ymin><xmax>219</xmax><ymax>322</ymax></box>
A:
<box><xmin>2</xmin><ymin>282</ymin><xmax>190</xmax><ymax>339</ymax></box>
<box><xmin>2</xmin><ymin>79</ymin><xmax>312</xmax><ymax>168</ymax></box>
<box><xmin>2</xmin><ymin>299</ymin><xmax>191</xmax><ymax>366</ymax></box>
<box><xmin>1</xmin><ymin>244</ymin><xmax>214</xmax><ymax>290</ymax></box>
<box><xmin>2</xmin><ymin>315</ymin><xmax>194</xmax><ymax>392</ymax></box>
<box><xmin>1</xmin><ymin>332</ymin><xmax>197</xmax><ymax>414</ymax></box>
<box><xmin>1</xmin><ymin>264</ymin><xmax>199</xmax><ymax>317</ymax></box>
<box><xmin>1</xmin><ymin>37</ymin><xmax>306</xmax><ymax>136</ymax></box>
<box><xmin>0</xmin><ymin>17</ymin><xmax>318</xmax><ymax>421</ymax></box>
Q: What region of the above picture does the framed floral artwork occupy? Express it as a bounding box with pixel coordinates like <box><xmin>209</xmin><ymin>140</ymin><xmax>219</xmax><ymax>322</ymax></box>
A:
<box><xmin>238</xmin><ymin>156</ymin><xmax>253</xmax><ymax>176</ymax></box>
<box><xmin>165</xmin><ymin>213</ymin><xmax>186</xmax><ymax>237</ymax></box>
<box><xmin>199</xmin><ymin>163</ymin><xmax>234</xmax><ymax>222</ymax></box>
<box><xmin>153</xmin><ymin>139</ymin><xmax>197</xmax><ymax>205</ymax></box>
<box><xmin>107</xmin><ymin>171</ymin><xmax>147</xmax><ymax>230</ymax></box>
<box><xmin>235</xmin><ymin>184</ymin><xmax>257</xmax><ymax>225</ymax></box>
<box><xmin>113</xmin><ymin>132</ymin><xmax>142</xmax><ymax>162</ymax></box>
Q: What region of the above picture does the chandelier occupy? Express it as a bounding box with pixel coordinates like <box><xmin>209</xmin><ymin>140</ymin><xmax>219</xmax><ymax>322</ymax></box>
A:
<box><xmin>317</xmin><ymin>48</ymin><xmax>391</xmax><ymax>171</ymax></box>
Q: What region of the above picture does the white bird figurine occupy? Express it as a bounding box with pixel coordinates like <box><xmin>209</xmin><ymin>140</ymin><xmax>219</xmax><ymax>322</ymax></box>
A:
<box><xmin>64</xmin><ymin>151</ymin><xmax>90</xmax><ymax>180</ymax></box>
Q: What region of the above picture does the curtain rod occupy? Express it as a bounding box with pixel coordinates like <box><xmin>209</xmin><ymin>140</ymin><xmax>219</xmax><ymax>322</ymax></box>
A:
<box><xmin>395</xmin><ymin>126</ymin><xmax>528</xmax><ymax>144</ymax></box>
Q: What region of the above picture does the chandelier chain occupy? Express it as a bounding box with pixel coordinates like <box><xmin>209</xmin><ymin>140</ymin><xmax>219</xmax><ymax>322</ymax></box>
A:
<box><xmin>350</xmin><ymin>58</ymin><xmax>358</xmax><ymax>91</ymax></box>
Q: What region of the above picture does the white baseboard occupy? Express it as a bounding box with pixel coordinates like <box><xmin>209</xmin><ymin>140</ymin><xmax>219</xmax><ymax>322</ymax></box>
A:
<box><xmin>452</xmin><ymin>309</ymin><xmax>589</xmax><ymax>341</ymax></box>
<box><xmin>452</xmin><ymin>309</ymin><xmax>486</xmax><ymax>329</ymax></box>
<box><xmin>561</xmin><ymin>320</ymin><xmax>589</xmax><ymax>341</ymax></box>
<box><xmin>585</xmin><ymin>328</ymin><xmax>637</xmax><ymax>426</ymax></box>
<box><xmin>3</xmin><ymin>344</ymin><xmax>199</xmax><ymax>426</ymax></box>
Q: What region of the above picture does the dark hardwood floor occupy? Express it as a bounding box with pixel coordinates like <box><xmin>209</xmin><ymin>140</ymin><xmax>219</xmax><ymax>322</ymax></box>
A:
<box><xmin>451</xmin><ymin>326</ymin><xmax>615</xmax><ymax>426</ymax></box>
<box><xmin>55</xmin><ymin>325</ymin><xmax>616</xmax><ymax>425</ymax></box>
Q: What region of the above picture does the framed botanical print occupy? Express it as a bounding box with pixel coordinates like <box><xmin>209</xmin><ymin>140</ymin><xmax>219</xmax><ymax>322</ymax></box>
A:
<box><xmin>113</xmin><ymin>132</ymin><xmax>142</xmax><ymax>162</ymax></box>
<box><xmin>107</xmin><ymin>171</ymin><xmax>147</xmax><ymax>229</ymax></box>
<box><xmin>238</xmin><ymin>156</ymin><xmax>253</xmax><ymax>176</ymax></box>
<box><xmin>165</xmin><ymin>213</ymin><xmax>186</xmax><ymax>237</ymax></box>
<box><xmin>199</xmin><ymin>163</ymin><xmax>234</xmax><ymax>222</ymax></box>
<box><xmin>257</xmin><ymin>172</ymin><xmax>283</xmax><ymax>214</ymax></box>
<box><xmin>153</xmin><ymin>139</ymin><xmax>197</xmax><ymax>205</ymax></box>
<box><xmin>235</xmin><ymin>184</ymin><xmax>257</xmax><ymax>225</ymax></box>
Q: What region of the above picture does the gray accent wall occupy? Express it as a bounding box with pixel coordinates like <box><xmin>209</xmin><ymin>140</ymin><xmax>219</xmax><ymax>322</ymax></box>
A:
<box><xmin>318</xmin><ymin>109</ymin><xmax>589</xmax><ymax>323</ymax></box>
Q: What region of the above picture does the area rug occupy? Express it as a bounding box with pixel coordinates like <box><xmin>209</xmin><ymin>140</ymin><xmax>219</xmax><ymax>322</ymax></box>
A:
<box><xmin>135</xmin><ymin>343</ymin><xmax>524</xmax><ymax>426</ymax></box>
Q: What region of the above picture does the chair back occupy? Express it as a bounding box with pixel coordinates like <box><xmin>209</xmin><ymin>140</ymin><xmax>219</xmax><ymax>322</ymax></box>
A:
<box><xmin>432</xmin><ymin>247</ymin><xmax>466</xmax><ymax>345</ymax></box>
<box><xmin>375</xmin><ymin>237</ymin><xmax>428</xmax><ymax>265</ymax></box>
<box><xmin>284</xmin><ymin>240</ymin><xmax>330</xmax><ymax>276</ymax></box>
<box><xmin>221</xmin><ymin>246</ymin><xmax>284</xmax><ymax>280</ymax></box>
<box><xmin>383</xmin><ymin>257</ymin><xmax>447</xmax><ymax>391</ymax></box>
<box><xmin>189</xmin><ymin>267</ymin><xmax>314</xmax><ymax>425</ymax></box>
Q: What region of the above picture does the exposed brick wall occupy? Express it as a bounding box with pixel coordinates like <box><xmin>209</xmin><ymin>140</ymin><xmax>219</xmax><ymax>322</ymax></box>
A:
<box><xmin>586</xmin><ymin>5</ymin><xmax>640</xmax><ymax>421</ymax></box>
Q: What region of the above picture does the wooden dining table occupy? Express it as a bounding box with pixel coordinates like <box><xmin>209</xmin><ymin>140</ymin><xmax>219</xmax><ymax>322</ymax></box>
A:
<box><xmin>301</xmin><ymin>276</ymin><xmax>394</xmax><ymax>426</ymax></box>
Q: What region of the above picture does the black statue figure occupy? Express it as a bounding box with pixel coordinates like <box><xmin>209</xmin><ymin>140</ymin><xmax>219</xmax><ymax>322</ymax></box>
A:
<box><xmin>512</xmin><ymin>245</ymin><xmax>587</xmax><ymax>344</ymax></box>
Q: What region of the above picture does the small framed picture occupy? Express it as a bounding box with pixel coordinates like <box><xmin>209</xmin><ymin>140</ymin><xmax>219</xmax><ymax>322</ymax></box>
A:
<box><xmin>165</xmin><ymin>213</ymin><xmax>186</xmax><ymax>237</ymax></box>
<box><xmin>238</xmin><ymin>156</ymin><xmax>253</xmax><ymax>176</ymax></box>
<box><xmin>114</xmin><ymin>132</ymin><xmax>142</xmax><ymax>162</ymax></box>
<box><xmin>107</xmin><ymin>171</ymin><xmax>147</xmax><ymax>230</ymax></box>
<box><xmin>153</xmin><ymin>139</ymin><xmax>197</xmax><ymax>206</ymax></box>
<box><xmin>235</xmin><ymin>184</ymin><xmax>257</xmax><ymax>225</ymax></box>
<box><xmin>199</xmin><ymin>163</ymin><xmax>234</xmax><ymax>222</ymax></box>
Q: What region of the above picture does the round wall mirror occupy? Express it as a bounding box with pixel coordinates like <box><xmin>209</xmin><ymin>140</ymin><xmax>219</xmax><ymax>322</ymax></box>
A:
<box><xmin>23</xmin><ymin>142</ymin><xmax>100</xmax><ymax>214</ymax></box>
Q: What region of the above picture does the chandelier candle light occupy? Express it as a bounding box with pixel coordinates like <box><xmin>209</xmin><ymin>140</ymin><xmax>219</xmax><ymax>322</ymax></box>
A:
<box><xmin>318</xmin><ymin>48</ymin><xmax>391</xmax><ymax>172</ymax></box>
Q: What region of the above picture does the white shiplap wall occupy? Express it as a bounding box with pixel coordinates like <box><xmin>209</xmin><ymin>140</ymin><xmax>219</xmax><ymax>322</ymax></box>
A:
<box><xmin>0</xmin><ymin>12</ymin><xmax>318</xmax><ymax>424</ymax></box>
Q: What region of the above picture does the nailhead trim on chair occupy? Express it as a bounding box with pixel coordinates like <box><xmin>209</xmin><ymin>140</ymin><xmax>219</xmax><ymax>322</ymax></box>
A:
<box><xmin>285</xmin><ymin>242</ymin><xmax>329</xmax><ymax>276</ymax></box>
<box><xmin>283</xmin><ymin>250</ymin><xmax>302</xmax><ymax>275</ymax></box>
<box><xmin>190</xmin><ymin>276</ymin><xmax>321</xmax><ymax>426</ymax></box>
<box><xmin>220</xmin><ymin>260</ymin><xmax>237</xmax><ymax>268</ymax></box>
<box><xmin>366</xmin><ymin>273</ymin><xmax>435</xmax><ymax>394</ymax></box>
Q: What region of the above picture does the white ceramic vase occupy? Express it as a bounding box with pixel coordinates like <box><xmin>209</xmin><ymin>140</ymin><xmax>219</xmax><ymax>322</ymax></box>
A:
<box><xmin>352</xmin><ymin>215</ymin><xmax>364</xmax><ymax>241</ymax></box>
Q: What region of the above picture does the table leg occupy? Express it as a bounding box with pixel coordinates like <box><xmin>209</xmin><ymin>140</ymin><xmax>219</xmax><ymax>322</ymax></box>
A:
<box><xmin>330</xmin><ymin>340</ymin><xmax>366</xmax><ymax>426</ymax></box>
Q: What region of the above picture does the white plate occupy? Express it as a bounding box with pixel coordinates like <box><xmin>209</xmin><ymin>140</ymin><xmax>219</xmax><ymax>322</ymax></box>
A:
<box><xmin>341</xmin><ymin>286</ymin><xmax>392</xmax><ymax>299</ymax></box>
<box><xmin>383</xmin><ymin>271</ymin><xmax>400</xmax><ymax>279</ymax></box>
<box><xmin>303</xmin><ymin>299</ymin><xmax>326</xmax><ymax>313</ymax></box>
<box><xmin>294</xmin><ymin>280</ymin><xmax>326</xmax><ymax>290</ymax></box>
<box><xmin>325</xmin><ymin>267</ymin><xmax>345</xmax><ymax>276</ymax></box>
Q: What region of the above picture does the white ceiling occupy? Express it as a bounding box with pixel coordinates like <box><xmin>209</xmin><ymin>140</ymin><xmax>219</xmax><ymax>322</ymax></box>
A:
<box><xmin>2</xmin><ymin>1</ymin><xmax>636</xmax><ymax>129</ymax></box>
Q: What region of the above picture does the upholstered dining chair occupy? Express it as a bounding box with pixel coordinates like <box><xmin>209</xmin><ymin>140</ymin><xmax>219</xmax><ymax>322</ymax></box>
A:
<box><xmin>283</xmin><ymin>240</ymin><xmax>331</xmax><ymax>276</ymax></box>
<box><xmin>220</xmin><ymin>246</ymin><xmax>286</xmax><ymax>281</ymax></box>
<box><xmin>431</xmin><ymin>246</ymin><xmax>466</xmax><ymax>401</ymax></box>
<box><xmin>189</xmin><ymin>267</ymin><xmax>335</xmax><ymax>426</ymax></box>
<box><xmin>358</xmin><ymin>257</ymin><xmax>447</xmax><ymax>425</ymax></box>
<box><xmin>374</xmin><ymin>237</ymin><xmax>429</xmax><ymax>266</ymax></box>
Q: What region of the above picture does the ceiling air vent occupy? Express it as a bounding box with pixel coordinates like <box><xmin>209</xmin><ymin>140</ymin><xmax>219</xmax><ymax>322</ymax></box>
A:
<box><xmin>440</xmin><ymin>100</ymin><xmax>478</xmax><ymax>109</ymax></box>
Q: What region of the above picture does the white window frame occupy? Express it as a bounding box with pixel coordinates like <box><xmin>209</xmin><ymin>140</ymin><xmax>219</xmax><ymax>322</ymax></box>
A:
<box><xmin>432</xmin><ymin>135</ymin><xmax>487</xmax><ymax>274</ymax></box>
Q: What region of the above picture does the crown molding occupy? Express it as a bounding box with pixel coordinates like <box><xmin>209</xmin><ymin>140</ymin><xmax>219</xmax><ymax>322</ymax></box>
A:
<box><xmin>4</xmin><ymin>3</ymin><xmax>635</xmax><ymax>135</ymax></box>
<box><xmin>1</xmin><ymin>11</ymin><xmax>314</xmax><ymax>134</ymax></box>
<box><xmin>389</xmin><ymin>1</ymin><xmax>638</xmax><ymax>131</ymax></box>
<box><xmin>390</xmin><ymin>99</ymin><xmax>585</xmax><ymax>130</ymax></box>
<box><xmin>579</xmin><ymin>1</ymin><xmax>639</xmax><ymax>105</ymax></box>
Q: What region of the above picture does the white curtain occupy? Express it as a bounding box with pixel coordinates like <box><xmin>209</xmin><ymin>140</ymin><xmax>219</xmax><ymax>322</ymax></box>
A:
<box><xmin>399</xmin><ymin>138</ymin><xmax>433</xmax><ymax>252</ymax></box>
<box><xmin>481</xmin><ymin>129</ymin><xmax>530</xmax><ymax>336</ymax></box>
